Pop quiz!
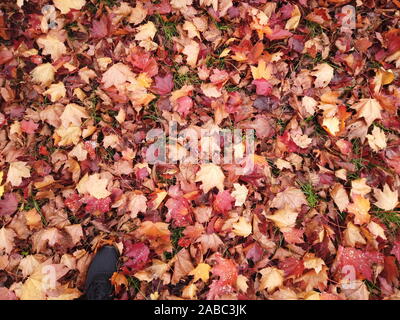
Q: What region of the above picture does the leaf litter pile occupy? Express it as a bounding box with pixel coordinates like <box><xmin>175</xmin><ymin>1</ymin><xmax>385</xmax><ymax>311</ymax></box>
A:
<box><xmin>1</xmin><ymin>0</ymin><xmax>400</xmax><ymax>300</ymax></box>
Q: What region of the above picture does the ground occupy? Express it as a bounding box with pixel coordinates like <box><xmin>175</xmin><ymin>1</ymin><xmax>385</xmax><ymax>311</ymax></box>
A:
<box><xmin>0</xmin><ymin>0</ymin><xmax>400</xmax><ymax>300</ymax></box>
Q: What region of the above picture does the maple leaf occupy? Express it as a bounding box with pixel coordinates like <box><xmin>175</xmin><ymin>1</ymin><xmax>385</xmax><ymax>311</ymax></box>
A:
<box><xmin>332</xmin><ymin>246</ymin><xmax>384</xmax><ymax>281</ymax></box>
<box><xmin>36</xmin><ymin>33</ymin><xmax>66</xmax><ymax>60</ymax></box>
<box><xmin>76</xmin><ymin>173</ymin><xmax>111</xmax><ymax>199</ymax></box>
<box><xmin>183</xmin><ymin>40</ymin><xmax>200</xmax><ymax>68</ymax></box>
<box><xmin>166</xmin><ymin>196</ymin><xmax>193</xmax><ymax>227</ymax></box>
<box><xmin>0</xmin><ymin>227</ymin><xmax>16</xmax><ymax>254</ymax></box>
<box><xmin>347</xmin><ymin>194</ymin><xmax>371</xmax><ymax>225</ymax></box>
<box><xmin>330</xmin><ymin>183</ymin><xmax>349</xmax><ymax>212</ymax></box>
<box><xmin>267</xmin><ymin>205</ymin><xmax>298</xmax><ymax>229</ymax></box>
<box><xmin>53</xmin><ymin>0</ymin><xmax>86</xmax><ymax>14</ymax></box>
<box><xmin>172</xmin><ymin>248</ymin><xmax>194</xmax><ymax>284</ymax></box>
<box><xmin>196</xmin><ymin>233</ymin><xmax>223</xmax><ymax>252</ymax></box>
<box><xmin>343</xmin><ymin>222</ymin><xmax>366</xmax><ymax>247</ymax></box>
<box><xmin>231</xmin><ymin>183</ymin><xmax>248</xmax><ymax>207</ymax></box>
<box><xmin>60</xmin><ymin>103</ymin><xmax>89</xmax><ymax>127</ymax></box>
<box><xmin>232</xmin><ymin>217</ymin><xmax>252</xmax><ymax>237</ymax></box>
<box><xmin>151</xmin><ymin>73</ymin><xmax>174</xmax><ymax>95</ymax></box>
<box><xmin>189</xmin><ymin>263</ymin><xmax>211</xmax><ymax>282</ymax></box>
<box><xmin>102</xmin><ymin>63</ymin><xmax>135</xmax><ymax>89</ymax></box>
<box><xmin>285</xmin><ymin>5</ymin><xmax>301</xmax><ymax>30</ymax></box>
<box><xmin>54</xmin><ymin>125</ymin><xmax>81</xmax><ymax>146</ymax></box>
<box><xmin>195</xmin><ymin>163</ymin><xmax>225</xmax><ymax>193</ymax></box>
<box><xmin>7</xmin><ymin>161</ymin><xmax>31</xmax><ymax>187</ymax></box>
<box><xmin>213</xmin><ymin>191</ymin><xmax>234</xmax><ymax>215</ymax></box>
<box><xmin>351</xmin><ymin>178</ymin><xmax>371</xmax><ymax>197</ymax></box>
<box><xmin>311</xmin><ymin>63</ymin><xmax>334</xmax><ymax>88</ymax></box>
<box><xmin>251</xmin><ymin>59</ymin><xmax>272</xmax><ymax>80</ymax></box>
<box><xmin>122</xmin><ymin>241</ymin><xmax>150</xmax><ymax>275</ymax></box>
<box><xmin>367</xmin><ymin>126</ymin><xmax>387</xmax><ymax>152</ymax></box>
<box><xmin>211</xmin><ymin>254</ymin><xmax>238</xmax><ymax>286</ymax></box>
<box><xmin>374</xmin><ymin>184</ymin><xmax>398</xmax><ymax>211</ymax></box>
<box><xmin>43</xmin><ymin>82</ymin><xmax>66</xmax><ymax>102</ymax></box>
<box><xmin>31</xmin><ymin>63</ymin><xmax>56</xmax><ymax>86</ymax></box>
<box><xmin>270</xmin><ymin>187</ymin><xmax>307</xmax><ymax>210</ymax></box>
<box><xmin>351</xmin><ymin>99</ymin><xmax>383</xmax><ymax>127</ymax></box>
<box><xmin>135</xmin><ymin>21</ymin><xmax>157</xmax><ymax>41</ymax></box>
<box><xmin>134</xmin><ymin>221</ymin><xmax>172</xmax><ymax>254</ymax></box>
<box><xmin>259</xmin><ymin>267</ymin><xmax>284</xmax><ymax>292</ymax></box>
<box><xmin>0</xmin><ymin>193</ymin><xmax>18</xmax><ymax>216</ymax></box>
<box><xmin>21</xmin><ymin>120</ymin><xmax>39</xmax><ymax>134</ymax></box>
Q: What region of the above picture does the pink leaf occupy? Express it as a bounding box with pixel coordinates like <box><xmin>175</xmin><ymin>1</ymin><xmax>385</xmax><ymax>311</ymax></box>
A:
<box><xmin>151</xmin><ymin>73</ymin><xmax>174</xmax><ymax>95</ymax></box>
<box><xmin>252</xmin><ymin>79</ymin><xmax>273</xmax><ymax>96</ymax></box>
<box><xmin>21</xmin><ymin>120</ymin><xmax>38</xmax><ymax>134</ymax></box>
<box><xmin>122</xmin><ymin>241</ymin><xmax>150</xmax><ymax>274</ymax></box>
<box><xmin>175</xmin><ymin>96</ymin><xmax>193</xmax><ymax>118</ymax></box>
<box><xmin>213</xmin><ymin>190</ymin><xmax>234</xmax><ymax>215</ymax></box>
<box><xmin>0</xmin><ymin>193</ymin><xmax>18</xmax><ymax>216</ymax></box>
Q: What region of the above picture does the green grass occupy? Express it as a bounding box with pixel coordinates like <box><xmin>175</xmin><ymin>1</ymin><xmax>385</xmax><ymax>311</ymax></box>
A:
<box><xmin>206</xmin><ymin>55</ymin><xmax>226</xmax><ymax>69</ymax></box>
<box><xmin>372</xmin><ymin>207</ymin><xmax>400</xmax><ymax>232</ymax></box>
<box><xmin>173</xmin><ymin>70</ymin><xmax>201</xmax><ymax>89</ymax></box>
<box><xmin>152</xmin><ymin>14</ymin><xmax>179</xmax><ymax>42</ymax></box>
<box><xmin>225</xmin><ymin>84</ymin><xmax>240</xmax><ymax>92</ymax></box>
<box><xmin>298</xmin><ymin>181</ymin><xmax>319</xmax><ymax>208</ymax></box>
<box><xmin>305</xmin><ymin>20</ymin><xmax>323</xmax><ymax>38</ymax></box>
<box><xmin>65</xmin><ymin>21</ymin><xmax>78</xmax><ymax>39</ymax></box>
<box><xmin>97</xmin><ymin>0</ymin><xmax>118</xmax><ymax>8</ymax></box>
<box><xmin>164</xmin><ymin>226</ymin><xmax>184</xmax><ymax>260</ymax></box>
<box><xmin>127</xmin><ymin>276</ymin><xmax>141</xmax><ymax>292</ymax></box>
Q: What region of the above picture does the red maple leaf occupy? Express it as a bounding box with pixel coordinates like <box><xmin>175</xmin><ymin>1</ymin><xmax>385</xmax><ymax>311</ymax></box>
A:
<box><xmin>122</xmin><ymin>241</ymin><xmax>150</xmax><ymax>275</ymax></box>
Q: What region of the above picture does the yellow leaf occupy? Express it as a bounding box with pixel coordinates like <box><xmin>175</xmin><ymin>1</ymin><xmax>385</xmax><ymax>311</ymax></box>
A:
<box><xmin>322</xmin><ymin>116</ymin><xmax>340</xmax><ymax>136</ymax></box>
<box><xmin>351</xmin><ymin>178</ymin><xmax>371</xmax><ymax>198</ymax></box>
<box><xmin>0</xmin><ymin>227</ymin><xmax>16</xmax><ymax>254</ymax></box>
<box><xmin>374</xmin><ymin>184</ymin><xmax>398</xmax><ymax>211</ymax></box>
<box><xmin>7</xmin><ymin>161</ymin><xmax>31</xmax><ymax>187</ymax></box>
<box><xmin>25</xmin><ymin>209</ymin><xmax>42</xmax><ymax>229</ymax></box>
<box><xmin>135</xmin><ymin>21</ymin><xmax>157</xmax><ymax>41</ymax></box>
<box><xmin>232</xmin><ymin>217</ymin><xmax>252</xmax><ymax>237</ymax></box>
<box><xmin>37</xmin><ymin>33</ymin><xmax>66</xmax><ymax>61</ymax></box>
<box><xmin>270</xmin><ymin>187</ymin><xmax>307</xmax><ymax>210</ymax></box>
<box><xmin>102</xmin><ymin>63</ymin><xmax>135</xmax><ymax>89</ymax></box>
<box><xmin>53</xmin><ymin>0</ymin><xmax>86</xmax><ymax>14</ymax></box>
<box><xmin>303</xmin><ymin>253</ymin><xmax>325</xmax><ymax>273</ymax></box>
<box><xmin>31</xmin><ymin>63</ymin><xmax>56</xmax><ymax>86</ymax></box>
<box><xmin>183</xmin><ymin>40</ymin><xmax>200</xmax><ymax>68</ymax></box>
<box><xmin>311</xmin><ymin>63</ymin><xmax>334</xmax><ymax>88</ymax></box>
<box><xmin>60</xmin><ymin>103</ymin><xmax>89</xmax><ymax>127</ymax></box>
<box><xmin>267</xmin><ymin>205</ymin><xmax>298</xmax><ymax>229</ymax></box>
<box><xmin>236</xmin><ymin>274</ymin><xmax>249</xmax><ymax>293</ymax></box>
<box><xmin>200</xmin><ymin>83</ymin><xmax>221</xmax><ymax>98</ymax></box>
<box><xmin>330</xmin><ymin>183</ymin><xmax>349</xmax><ymax>212</ymax></box>
<box><xmin>259</xmin><ymin>267</ymin><xmax>284</xmax><ymax>292</ymax></box>
<box><xmin>77</xmin><ymin>173</ymin><xmax>111</xmax><ymax>199</ymax></box>
<box><xmin>231</xmin><ymin>183</ymin><xmax>248</xmax><ymax>207</ymax></box>
<box><xmin>366</xmin><ymin>126</ymin><xmax>387</xmax><ymax>152</ymax></box>
<box><xmin>54</xmin><ymin>126</ymin><xmax>81</xmax><ymax>146</ymax></box>
<box><xmin>78</xmin><ymin>67</ymin><xmax>96</xmax><ymax>84</ymax></box>
<box><xmin>182</xmin><ymin>283</ymin><xmax>197</xmax><ymax>299</ymax></box>
<box><xmin>43</xmin><ymin>82</ymin><xmax>66</xmax><ymax>102</ymax></box>
<box><xmin>189</xmin><ymin>263</ymin><xmax>211</xmax><ymax>282</ymax></box>
<box><xmin>348</xmin><ymin>194</ymin><xmax>370</xmax><ymax>225</ymax></box>
<box><xmin>285</xmin><ymin>5</ymin><xmax>301</xmax><ymax>30</ymax></box>
<box><xmin>343</xmin><ymin>222</ymin><xmax>366</xmax><ymax>247</ymax></box>
<box><xmin>351</xmin><ymin>98</ymin><xmax>382</xmax><ymax>127</ymax></box>
<box><xmin>195</xmin><ymin>163</ymin><xmax>225</xmax><ymax>193</ymax></box>
<box><xmin>251</xmin><ymin>59</ymin><xmax>272</xmax><ymax>80</ymax></box>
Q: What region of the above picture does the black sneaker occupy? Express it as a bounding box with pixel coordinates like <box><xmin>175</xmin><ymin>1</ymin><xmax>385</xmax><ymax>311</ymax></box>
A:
<box><xmin>85</xmin><ymin>246</ymin><xmax>119</xmax><ymax>300</ymax></box>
